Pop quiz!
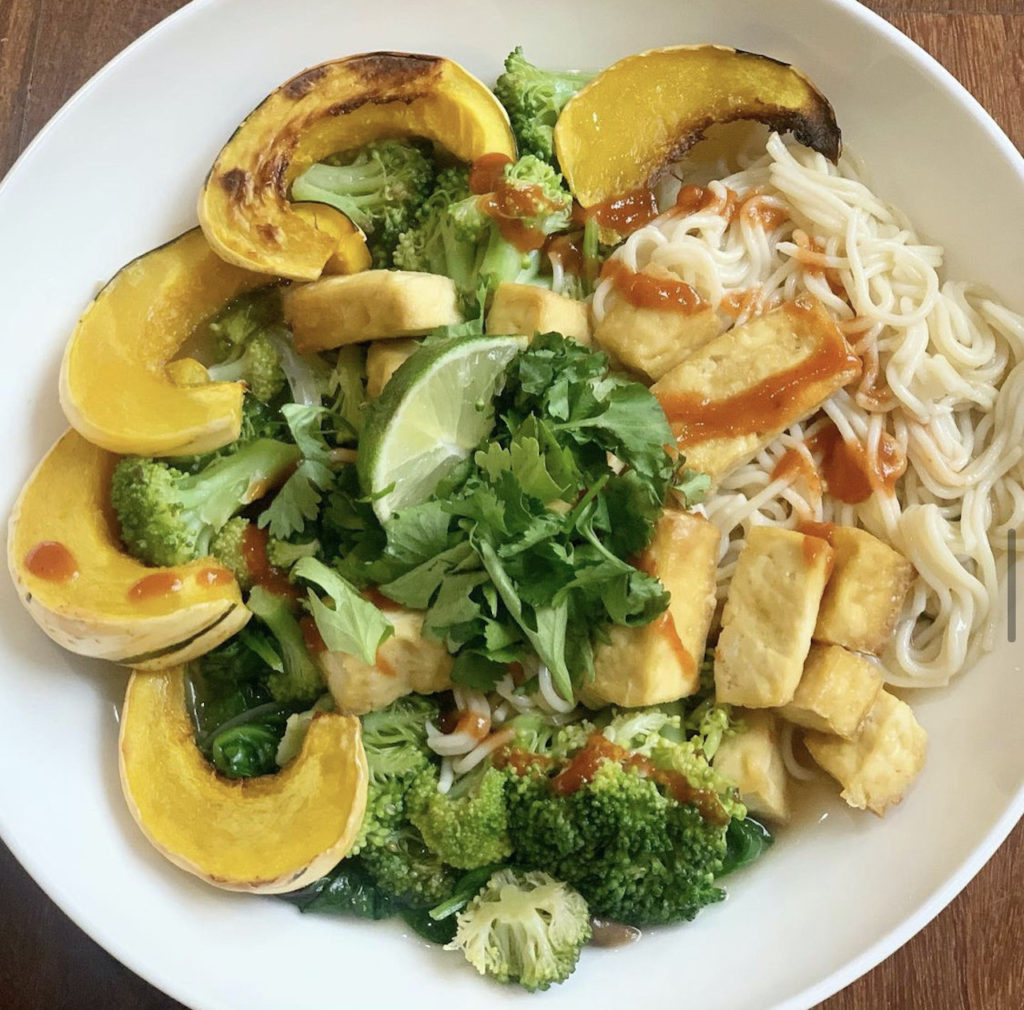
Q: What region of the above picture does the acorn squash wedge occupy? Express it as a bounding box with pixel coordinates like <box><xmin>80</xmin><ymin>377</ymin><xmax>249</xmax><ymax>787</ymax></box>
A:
<box><xmin>197</xmin><ymin>52</ymin><xmax>517</xmax><ymax>281</ymax></box>
<box><xmin>59</xmin><ymin>229</ymin><xmax>272</xmax><ymax>457</ymax></box>
<box><xmin>7</xmin><ymin>430</ymin><xmax>250</xmax><ymax>669</ymax></box>
<box><xmin>554</xmin><ymin>45</ymin><xmax>841</xmax><ymax>208</ymax></box>
<box><xmin>119</xmin><ymin>666</ymin><xmax>367</xmax><ymax>893</ymax></box>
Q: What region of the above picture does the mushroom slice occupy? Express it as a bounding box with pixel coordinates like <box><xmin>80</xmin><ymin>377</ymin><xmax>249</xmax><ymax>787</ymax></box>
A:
<box><xmin>7</xmin><ymin>429</ymin><xmax>249</xmax><ymax>667</ymax></box>
<box><xmin>119</xmin><ymin>666</ymin><xmax>368</xmax><ymax>893</ymax></box>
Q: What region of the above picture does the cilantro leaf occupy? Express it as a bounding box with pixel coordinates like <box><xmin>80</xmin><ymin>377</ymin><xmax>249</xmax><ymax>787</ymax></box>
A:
<box><xmin>258</xmin><ymin>459</ymin><xmax>333</xmax><ymax>539</ymax></box>
<box><xmin>292</xmin><ymin>557</ymin><xmax>393</xmax><ymax>664</ymax></box>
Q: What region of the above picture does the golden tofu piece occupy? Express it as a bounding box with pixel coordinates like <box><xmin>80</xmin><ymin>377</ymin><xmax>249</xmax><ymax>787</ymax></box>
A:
<box><xmin>594</xmin><ymin>298</ymin><xmax>722</xmax><ymax>381</ymax></box>
<box><xmin>366</xmin><ymin>339</ymin><xmax>419</xmax><ymax>398</ymax></box>
<box><xmin>805</xmin><ymin>689</ymin><xmax>927</xmax><ymax>816</ymax></box>
<box><xmin>713</xmin><ymin>710</ymin><xmax>791</xmax><ymax>822</ymax></box>
<box><xmin>812</xmin><ymin>525</ymin><xmax>915</xmax><ymax>654</ymax></box>
<box><xmin>486</xmin><ymin>283</ymin><xmax>591</xmax><ymax>345</ymax></box>
<box><xmin>715</xmin><ymin>527</ymin><xmax>833</xmax><ymax>708</ymax></box>
<box><xmin>319</xmin><ymin>609</ymin><xmax>452</xmax><ymax>715</ymax></box>
<box><xmin>652</xmin><ymin>295</ymin><xmax>861</xmax><ymax>482</ymax></box>
<box><xmin>583</xmin><ymin>510</ymin><xmax>720</xmax><ymax>707</ymax></box>
<box><xmin>778</xmin><ymin>643</ymin><xmax>883</xmax><ymax>738</ymax></box>
<box><xmin>284</xmin><ymin>270</ymin><xmax>462</xmax><ymax>352</ymax></box>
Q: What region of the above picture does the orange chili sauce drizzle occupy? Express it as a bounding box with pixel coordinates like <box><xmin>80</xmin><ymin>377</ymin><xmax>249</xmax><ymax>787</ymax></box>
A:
<box><xmin>807</xmin><ymin>422</ymin><xmax>907</xmax><ymax>504</ymax></box>
<box><xmin>798</xmin><ymin>520</ymin><xmax>837</xmax><ymax>545</ymax></box>
<box><xmin>438</xmin><ymin>707</ymin><xmax>491</xmax><ymax>741</ymax></box>
<box><xmin>584</xmin><ymin>186</ymin><xmax>660</xmax><ymax>235</ymax></box>
<box><xmin>633</xmin><ymin>551</ymin><xmax>696</xmax><ymax>678</ymax></box>
<box><xmin>470</xmin><ymin>152</ymin><xmax>558</xmax><ymax>253</ymax></box>
<box><xmin>674</xmin><ymin>184</ymin><xmax>788</xmax><ymax>231</ymax></box>
<box><xmin>299</xmin><ymin>614</ymin><xmax>327</xmax><ymax>655</ymax></box>
<box><xmin>657</xmin><ymin>309</ymin><xmax>862</xmax><ymax>447</ymax></box>
<box><xmin>551</xmin><ymin>733</ymin><xmax>728</xmax><ymax>826</ymax></box>
<box><xmin>544</xmin><ymin>232</ymin><xmax>586</xmax><ymax>278</ymax></box>
<box><xmin>196</xmin><ymin>566</ymin><xmax>233</xmax><ymax>587</ymax></box>
<box><xmin>128</xmin><ymin>572</ymin><xmax>182</xmax><ymax>601</ymax></box>
<box><xmin>241</xmin><ymin>524</ymin><xmax>300</xmax><ymax>600</ymax></box>
<box><xmin>771</xmin><ymin>449</ymin><xmax>824</xmax><ymax>502</ymax></box>
<box><xmin>362</xmin><ymin>586</ymin><xmax>401</xmax><ymax>611</ymax></box>
<box><xmin>601</xmin><ymin>259</ymin><xmax>707</xmax><ymax>314</ymax></box>
<box><xmin>24</xmin><ymin>541</ymin><xmax>78</xmax><ymax>582</ymax></box>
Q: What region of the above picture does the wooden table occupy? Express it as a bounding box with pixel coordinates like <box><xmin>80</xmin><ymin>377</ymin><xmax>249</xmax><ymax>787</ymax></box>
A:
<box><xmin>1</xmin><ymin>1</ymin><xmax>1021</xmax><ymax>1007</ymax></box>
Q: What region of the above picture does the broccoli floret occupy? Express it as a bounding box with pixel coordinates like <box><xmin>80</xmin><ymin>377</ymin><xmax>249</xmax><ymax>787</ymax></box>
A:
<box><xmin>407</xmin><ymin>763</ymin><xmax>512</xmax><ymax>870</ymax></box>
<box><xmin>209</xmin><ymin>518</ymin><xmax>319</xmax><ymax>588</ymax></box>
<box><xmin>394</xmin><ymin>167</ymin><xmax>480</xmax><ymax>300</ymax></box>
<box><xmin>208</xmin><ymin>287</ymin><xmax>282</xmax><ymax>360</ymax></box>
<box><xmin>111</xmin><ymin>439</ymin><xmax>301</xmax><ymax>568</ymax></box>
<box><xmin>506</xmin><ymin>759</ymin><xmax>727</xmax><ymax>926</ymax></box>
<box><xmin>494</xmin><ymin>48</ymin><xmax>593</xmax><ymax>166</ymax></box>
<box><xmin>360</xmin><ymin>694</ymin><xmax>439</xmax><ymax>784</ymax></box>
<box><xmin>499</xmin><ymin>706</ymin><xmax>750</xmax><ymax>926</ymax></box>
<box><xmin>395</xmin><ymin>157</ymin><xmax>573</xmax><ymax>312</ymax></box>
<box><xmin>292</xmin><ymin>140</ymin><xmax>437</xmax><ymax>267</ymax></box>
<box><xmin>357</xmin><ymin>770</ymin><xmax>459</xmax><ymax>908</ymax></box>
<box><xmin>209</xmin><ymin>516</ymin><xmax>254</xmax><ymax>590</ymax></box>
<box><xmin>245</xmin><ymin>586</ymin><xmax>324</xmax><ymax>703</ymax></box>
<box><xmin>206</xmin><ymin>330</ymin><xmax>285</xmax><ymax>403</ymax></box>
<box><xmin>446</xmin><ymin>867</ymin><xmax>590</xmax><ymax>991</ymax></box>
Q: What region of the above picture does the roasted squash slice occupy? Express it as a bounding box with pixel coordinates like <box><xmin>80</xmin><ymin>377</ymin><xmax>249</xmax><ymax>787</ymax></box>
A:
<box><xmin>7</xmin><ymin>430</ymin><xmax>250</xmax><ymax>669</ymax></box>
<box><xmin>198</xmin><ymin>52</ymin><xmax>517</xmax><ymax>281</ymax></box>
<box><xmin>554</xmin><ymin>45</ymin><xmax>841</xmax><ymax>208</ymax></box>
<box><xmin>60</xmin><ymin>229</ymin><xmax>271</xmax><ymax>457</ymax></box>
<box><xmin>119</xmin><ymin>666</ymin><xmax>367</xmax><ymax>893</ymax></box>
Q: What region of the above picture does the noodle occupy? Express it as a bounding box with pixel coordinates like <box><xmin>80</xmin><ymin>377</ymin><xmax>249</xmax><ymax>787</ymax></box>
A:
<box><xmin>593</xmin><ymin>132</ymin><xmax>1024</xmax><ymax>687</ymax></box>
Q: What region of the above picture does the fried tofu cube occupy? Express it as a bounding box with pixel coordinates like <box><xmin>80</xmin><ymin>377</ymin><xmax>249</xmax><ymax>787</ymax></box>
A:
<box><xmin>804</xmin><ymin>689</ymin><xmax>927</xmax><ymax>816</ymax></box>
<box><xmin>319</xmin><ymin>609</ymin><xmax>453</xmax><ymax>715</ymax></box>
<box><xmin>713</xmin><ymin>710</ymin><xmax>791</xmax><ymax>822</ymax></box>
<box><xmin>778</xmin><ymin>643</ymin><xmax>883</xmax><ymax>738</ymax></box>
<box><xmin>651</xmin><ymin>295</ymin><xmax>861</xmax><ymax>483</ymax></box>
<box><xmin>594</xmin><ymin>296</ymin><xmax>722</xmax><ymax>381</ymax></box>
<box><xmin>813</xmin><ymin>526</ymin><xmax>915</xmax><ymax>655</ymax></box>
<box><xmin>485</xmin><ymin>283</ymin><xmax>592</xmax><ymax>345</ymax></box>
<box><xmin>582</xmin><ymin>510</ymin><xmax>720</xmax><ymax>707</ymax></box>
<box><xmin>366</xmin><ymin>339</ymin><xmax>419</xmax><ymax>398</ymax></box>
<box><xmin>284</xmin><ymin>270</ymin><xmax>462</xmax><ymax>351</ymax></box>
<box><xmin>715</xmin><ymin>527</ymin><xmax>833</xmax><ymax>708</ymax></box>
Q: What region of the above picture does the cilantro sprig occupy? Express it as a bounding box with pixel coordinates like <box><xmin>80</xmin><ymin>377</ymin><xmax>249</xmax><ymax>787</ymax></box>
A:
<box><xmin>322</xmin><ymin>333</ymin><xmax>704</xmax><ymax>702</ymax></box>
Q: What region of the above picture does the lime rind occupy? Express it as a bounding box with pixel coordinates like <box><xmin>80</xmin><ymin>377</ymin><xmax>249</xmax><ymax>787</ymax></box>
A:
<box><xmin>359</xmin><ymin>334</ymin><xmax>528</xmax><ymax>521</ymax></box>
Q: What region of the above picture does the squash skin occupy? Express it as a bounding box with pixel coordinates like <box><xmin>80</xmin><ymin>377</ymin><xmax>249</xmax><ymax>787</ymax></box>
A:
<box><xmin>554</xmin><ymin>45</ymin><xmax>841</xmax><ymax>208</ymax></box>
<box><xmin>198</xmin><ymin>52</ymin><xmax>517</xmax><ymax>281</ymax></box>
<box><xmin>7</xmin><ymin>429</ymin><xmax>250</xmax><ymax>668</ymax></box>
<box><xmin>59</xmin><ymin>229</ymin><xmax>271</xmax><ymax>457</ymax></box>
<box><xmin>119</xmin><ymin>667</ymin><xmax>367</xmax><ymax>893</ymax></box>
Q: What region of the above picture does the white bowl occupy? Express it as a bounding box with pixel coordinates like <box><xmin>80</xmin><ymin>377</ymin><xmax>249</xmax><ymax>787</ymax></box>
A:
<box><xmin>1</xmin><ymin>1</ymin><xmax>1021</xmax><ymax>1008</ymax></box>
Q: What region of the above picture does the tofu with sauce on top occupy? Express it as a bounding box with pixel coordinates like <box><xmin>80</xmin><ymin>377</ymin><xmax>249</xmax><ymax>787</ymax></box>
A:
<box><xmin>778</xmin><ymin>642</ymin><xmax>884</xmax><ymax>739</ymax></box>
<box><xmin>594</xmin><ymin>293</ymin><xmax>723</xmax><ymax>381</ymax></box>
<box><xmin>486</xmin><ymin>282</ymin><xmax>592</xmax><ymax>345</ymax></box>
<box><xmin>715</xmin><ymin>526</ymin><xmax>833</xmax><ymax>708</ymax></box>
<box><xmin>366</xmin><ymin>339</ymin><xmax>419</xmax><ymax>398</ymax></box>
<box><xmin>804</xmin><ymin>689</ymin><xmax>927</xmax><ymax>816</ymax></box>
<box><xmin>284</xmin><ymin>270</ymin><xmax>462</xmax><ymax>352</ymax></box>
<box><xmin>581</xmin><ymin>510</ymin><xmax>720</xmax><ymax>708</ymax></box>
<box><xmin>317</xmin><ymin>608</ymin><xmax>453</xmax><ymax>715</ymax></box>
<box><xmin>651</xmin><ymin>295</ymin><xmax>861</xmax><ymax>483</ymax></box>
<box><xmin>712</xmin><ymin>709</ymin><xmax>791</xmax><ymax>823</ymax></box>
<box><xmin>810</xmin><ymin>524</ymin><xmax>916</xmax><ymax>655</ymax></box>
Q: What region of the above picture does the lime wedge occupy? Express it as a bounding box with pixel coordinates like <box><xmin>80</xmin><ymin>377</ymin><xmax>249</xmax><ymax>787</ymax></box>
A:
<box><xmin>359</xmin><ymin>334</ymin><xmax>528</xmax><ymax>521</ymax></box>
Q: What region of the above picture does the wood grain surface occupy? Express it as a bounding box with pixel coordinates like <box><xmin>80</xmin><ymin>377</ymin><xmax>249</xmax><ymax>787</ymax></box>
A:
<box><xmin>0</xmin><ymin>1</ymin><xmax>1021</xmax><ymax>1008</ymax></box>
